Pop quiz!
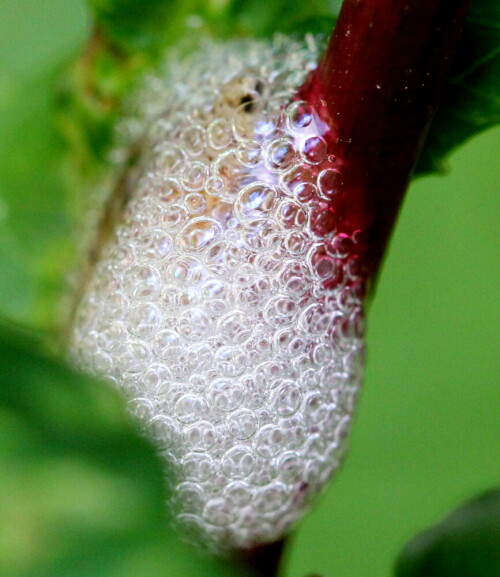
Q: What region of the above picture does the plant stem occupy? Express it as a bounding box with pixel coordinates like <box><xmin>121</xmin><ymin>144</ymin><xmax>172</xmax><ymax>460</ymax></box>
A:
<box><xmin>300</xmin><ymin>0</ymin><xmax>469</xmax><ymax>293</ymax></box>
<box><xmin>243</xmin><ymin>2</ymin><xmax>468</xmax><ymax>573</ymax></box>
<box><xmin>232</xmin><ymin>4</ymin><xmax>469</xmax><ymax>577</ymax></box>
<box><xmin>239</xmin><ymin>539</ymin><xmax>286</xmax><ymax>577</ymax></box>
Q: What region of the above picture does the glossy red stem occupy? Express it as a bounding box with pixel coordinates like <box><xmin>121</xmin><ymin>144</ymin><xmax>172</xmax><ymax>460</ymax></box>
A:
<box><xmin>300</xmin><ymin>0</ymin><xmax>469</xmax><ymax>291</ymax></box>
<box><xmin>240</xmin><ymin>3</ymin><xmax>469</xmax><ymax>576</ymax></box>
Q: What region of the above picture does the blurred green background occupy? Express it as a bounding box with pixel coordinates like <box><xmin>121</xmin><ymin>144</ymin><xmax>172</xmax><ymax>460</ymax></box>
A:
<box><xmin>0</xmin><ymin>1</ymin><xmax>498</xmax><ymax>577</ymax></box>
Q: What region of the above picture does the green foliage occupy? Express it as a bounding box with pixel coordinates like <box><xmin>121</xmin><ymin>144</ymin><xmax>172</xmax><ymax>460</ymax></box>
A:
<box><xmin>0</xmin><ymin>73</ymin><xmax>73</xmax><ymax>330</ymax></box>
<box><xmin>217</xmin><ymin>0</ymin><xmax>342</xmax><ymax>37</ymax></box>
<box><xmin>88</xmin><ymin>0</ymin><xmax>194</xmax><ymax>54</ymax></box>
<box><xmin>0</xmin><ymin>326</ymin><xmax>252</xmax><ymax>577</ymax></box>
<box><xmin>416</xmin><ymin>0</ymin><xmax>500</xmax><ymax>174</ymax></box>
<box><xmin>87</xmin><ymin>0</ymin><xmax>342</xmax><ymax>45</ymax></box>
<box><xmin>396</xmin><ymin>489</ymin><xmax>500</xmax><ymax>577</ymax></box>
<box><xmin>0</xmin><ymin>2</ymin><xmax>499</xmax><ymax>576</ymax></box>
<box><xmin>84</xmin><ymin>0</ymin><xmax>500</xmax><ymax>177</ymax></box>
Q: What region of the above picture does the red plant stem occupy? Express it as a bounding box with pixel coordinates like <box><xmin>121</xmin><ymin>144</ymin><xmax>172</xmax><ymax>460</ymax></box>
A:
<box><xmin>240</xmin><ymin>6</ymin><xmax>470</xmax><ymax>576</ymax></box>
<box><xmin>301</xmin><ymin>0</ymin><xmax>469</xmax><ymax>292</ymax></box>
<box><xmin>240</xmin><ymin>539</ymin><xmax>286</xmax><ymax>577</ymax></box>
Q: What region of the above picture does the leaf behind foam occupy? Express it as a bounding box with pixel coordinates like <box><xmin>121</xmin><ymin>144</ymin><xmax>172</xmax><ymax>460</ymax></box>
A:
<box><xmin>416</xmin><ymin>0</ymin><xmax>500</xmax><ymax>174</ymax></box>
<box><xmin>395</xmin><ymin>489</ymin><xmax>500</xmax><ymax>577</ymax></box>
<box><xmin>0</xmin><ymin>325</ymin><xmax>253</xmax><ymax>577</ymax></box>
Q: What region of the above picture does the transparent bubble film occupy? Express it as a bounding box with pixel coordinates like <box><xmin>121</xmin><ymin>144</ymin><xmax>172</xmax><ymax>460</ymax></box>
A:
<box><xmin>71</xmin><ymin>35</ymin><xmax>366</xmax><ymax>553</ymax></box>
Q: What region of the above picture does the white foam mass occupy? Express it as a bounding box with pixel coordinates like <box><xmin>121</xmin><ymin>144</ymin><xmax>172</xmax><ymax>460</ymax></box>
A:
<box><xmin>71</xmin><ymin>36</ymin><xmax>366</xmax><ymax>553</ymax></box>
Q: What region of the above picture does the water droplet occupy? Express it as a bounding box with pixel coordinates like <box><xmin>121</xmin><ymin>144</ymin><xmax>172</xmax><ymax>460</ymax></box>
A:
<box><xmin>236</xmin><ymin>140</ymin><xmax>262</xmax><ymax>167</ymax></box>
<box><xmin>254</xmin><ymin>483</ymin><xmax>288</xmax><ymax>513</ymax></box>
<box><xmin>302</xmin><ymin>136</ymin><xmax>327</xmax><ymax>164</ymax></box>
<box><xmin>286</xmin><ymin>100</ymin><xmax>314</xmax><ymax>130</ymax></box>
<box><xmin>217</xmin><ymin>311</ymin><xmax>252</xmax><ymax>344</ymax></box>
<box><xmin>177</xmin><ymin>308</ymin><xmax>211</xmax><ymax>340</ymax></box>
<box><xmin>175</xmin><ymin>394</ymin><xmax>208</xmax><ymax>424</ymax></box>
<box><xmin>294</xmin><ymin>182</ymin><xmax>317</xmax><ymax>204</ymax></box>
<box><xmin>222</xmin><ymin>446</ymin><xmax>255</xmax><ymax>479</ymax></box>
<box><xmin>125</xmin><ymin>304</ymin><xmax>162</xmax><ymax>339</ymax></box>
<box><xmin>178</xmin><ymin>217</ymin><xmax>222</xmax><ymax>252</ymax></box>
<box><xmin>226</xmin><ymin>409</ymin><xmax>258</xmax><ymax>440</ymax></box>
<box><xmin>276</xmin><ymin>199</ymin><xmax>306</xmax><ymax>229</ymax></box>
<box><xmin>181</xmin><ymin>124</ymin><xmax>206</xmax><ymax>156</ymax></box>
<box><xmin>143</xmin><ymin>362</ymin><xmax>172</xmax><ymax>392</ymax></box>
<box><xmin>277</xmin><ymin>451</ymin><xmax>303</xmax><ymax>483</ymax></box>
<box><xmin>235</xmin><ymin>182</ymin><xmax>276</xmax><ymax>220</ymax></box>
<box><xmin>208</xmin><ymin>118</ymin><xmax>233</xmax><ymax>149</ymax></box>
<box><xmin>138</xmin><ymin>229</ymin><xmax>173</xmax><ymax>260</ymax></box>
<box><xmin>152</xmin><ymin>329</ymin><xmax>181</xmax><ymax>359</ymax></box>
<box><xmin>203</xmin><ymin>497</ymin><xmax>236</xmax><ymax>526</ymax></box>
<box><xmin>310</xmin><ymin>204</ymin><xmax>336</xmax><ymax>237</ymax></box>
<box><xmin>318</xmin><ymin>168</ymin><xmax>342</xmax><ymax>199</ymax></box>
<box><xmin>185</xmin><ymin>421</ymin><xmax>216</xmax><ymax>451</ymax></box>
<box><xmin>184</xmin><ymin>452</ymin><xmax>214</xmax><ymax>482</ymax></box>
<box><xmin>266</xmin><ymin>138</ymin><xmax>297</xmax><ymax>171</ymax></box>
<box><xmin>158</xmin><ymin>145</ymin><xmax>185</xmax><ymax>174</ymax></box>
<box><xmin>210</xmin><ymin>378</ymin><xmax>246</xmax><ymax>411</ymax></box>
<box><xmin>255</xmin><ymin>424</ymin><xmax>285</xmax><ymax>458</ymax></box>
<box><xmin>160</xmin><ymin>203</ymin><xmax>187</xmax><ymax>230</ymax></box>
<box><xmin>273</xmin><ymin>381</ymin><xmax>302</xmax><ymax>416</ymax></box>
<box><xmin>223</xmin><ymin>481</ymin><xmax>252</xmax><ymax>507</ymax></box>
<box><xmin>123</xmin><ymin>265</ymin><xmax>161</xmax><ymax>299</ymax></box>
<box><xmin>181</xmin><ymin>161</ymin><xmax>209</xmax><ymax>191</ymax></box>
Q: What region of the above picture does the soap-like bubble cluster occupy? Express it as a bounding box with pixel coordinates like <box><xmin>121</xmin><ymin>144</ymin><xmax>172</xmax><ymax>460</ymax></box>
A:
<box><xmin>71</xmin><ymin>36</ymin><xmax>366</xmax><ymax>553</ymax></box>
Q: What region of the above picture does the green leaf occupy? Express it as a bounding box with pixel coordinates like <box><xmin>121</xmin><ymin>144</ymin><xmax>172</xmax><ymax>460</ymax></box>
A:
<box><xmin>0</xmin><ymin>325</ymin><xmax>253</xmax><ymax>577</ymax></box>
<box><xmin>218</xmin><ymin>0</ymin><xmax>500</xmax><ymax>174</ymax></box>
<box><xmin>0</xmin><ymin>73</ymin><xmax>74</xmax><ymax>331</ymax></box>
<box><xmin>395</xmin><ymin>489</ymin><xmax>500</xmax><ymax>577</ymax></box>
<box><xmin>1</xmin><ymin>0</ymin><xmax>498</xmax><ymax>334</ymax></box>
<box><xmin>219</xmin><ymin>0</ymin><xmax>341</xmax><ymax>37</ymax></box>
<box><xmin>88</xmin><ymin>0</ymin><xmax>174</xmax><ymax>52</ymax></box>
<box><xmin>85</xmin><ymin>0</ymin><xmax>499</xmax><ymax>176</ymax></box>
<box><xmin>221</xmin><ymin>0</ymin><xmax>500</xmax><ymax>174</ymax></box>
<box><xmin>416</xmin><ymin>0</ymin><xmax>500</xmax><ymax>174</ymax></box>
<box><xmin>87</xmin><ymin>0</ymin><xmax>205</xmax><ymax>55</ymax></box>
<box><xmin>88</xmin><ymin>0</ymin><xmax>341</xmax><ymax>47</ymax></box>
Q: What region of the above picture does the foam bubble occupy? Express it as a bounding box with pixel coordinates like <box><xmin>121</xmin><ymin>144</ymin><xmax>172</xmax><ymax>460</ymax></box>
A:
<box><xmin>71</xmin><ymin>35</ymin><xmax>366</xmax><ymax>554</ymax></box>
